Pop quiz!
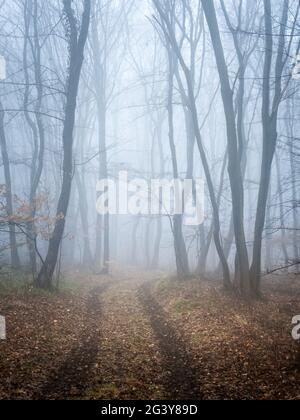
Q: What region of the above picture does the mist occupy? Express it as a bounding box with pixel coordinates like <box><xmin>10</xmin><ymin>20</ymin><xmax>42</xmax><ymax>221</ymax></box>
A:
<box><xmin>0</xmin><ymin>0</ymin><xmax>300</xmax><ymax>402</ymax></box>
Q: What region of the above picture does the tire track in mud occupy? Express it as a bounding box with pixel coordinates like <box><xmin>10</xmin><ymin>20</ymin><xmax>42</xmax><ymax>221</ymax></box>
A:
<box><xmin>33</xmin><ymin>283</ymin><xmax>109</xmax><ymax>400</ymax></box>
<box><xmin>138</xmin><ymin>282</ymin><xmax>203</xmax><ymax>400</ymax></box>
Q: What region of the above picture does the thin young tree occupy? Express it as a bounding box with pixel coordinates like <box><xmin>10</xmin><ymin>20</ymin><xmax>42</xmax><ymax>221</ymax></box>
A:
<box><xmin>201</xmin><ymin>0</ymin><xmax>251</xmax><ymax>297</ymax></box>
<box><xmin>153</xmin><ymin>0</ymin><xmax>232</xmax><ymax>289</ymax></box>
<box><xmin>0</xmin><ymin>100</ymin><xmax>21</xmax><ymax>268</ymax></box>
<box><xmin>250</xmin><ymin>0</ymin><xmax>300</xmax><ymax>295</ymax></box>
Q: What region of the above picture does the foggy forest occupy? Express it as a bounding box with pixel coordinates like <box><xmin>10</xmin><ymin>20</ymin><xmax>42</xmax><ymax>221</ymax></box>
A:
<box><xmin>0</xmin><ymin>0</ymin><xmax>300</xmax><ymax>402</ymax></box>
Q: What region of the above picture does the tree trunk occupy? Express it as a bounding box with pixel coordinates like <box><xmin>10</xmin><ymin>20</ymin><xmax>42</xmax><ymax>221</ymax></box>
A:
<box><xmin>0</xmin><ymin>101</ymin><xmax>21</xmax><ymax>268</ymax></box>
<box><xmin>91</xmin><ymin>17</ymin><xmax>110</xmax><ymax>274</ymax></box>
<box><xmin>275</xmin><ymin>153</ymin><xmax>289</xmax><ymax>266</ymax></box>
<box><xmin>250</xmin><ymin>127</ymin><xmax>276</xmax><ymax>293</ymax></box>
<box><xmin>201</xmin><ymin>0</ymin><xmax>250</xmax><ymax>298</ymax></box>
<box><xmin>153</xmin><ymin>1</ymin><xmax>231</xmax><ymax>289</ymax></box>
<box><xmin>250</xmin><ymin>0</ymin><xmax>289</xmax><ymax>295</ymax></box>
<box><xmin>287</xmin><ymin>103</ymin><xmax>299</xmax><ymax>270</ymax></box>
<box><xmin>131</xmin><ymin>217</ymin><xmax>140</xmax><ymax>265</ymax></box>
<box><xmin>265</xmin><ymin>185</ymin><xmax>273</xmax><ymax>272</ymax></box>
<box><xmin>151</xmin><ymin>217</ymin><xmax>162</xmax><ymax>269</ymax></box>
<box><xmin>36</xmin><ymin>0</ymin><xmax>91</xmax><ymax>289</ymax></box>
<box><xmin>167</xmin><ymin>49</ymin><xmax>190</xmax><ymax>278</ymax></box>
<box><xmin>75</xmin><ymin>172</ymin><xmax>93</xmax><ymax>267</ymax></box>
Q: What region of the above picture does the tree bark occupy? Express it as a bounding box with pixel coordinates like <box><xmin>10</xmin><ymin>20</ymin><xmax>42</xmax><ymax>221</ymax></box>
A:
<box><xmin>201</xmin><ymin>0</ymin><xmax>251</xmax><ymax>297</ymax></box>
<box><xmin>0</xmin><ymin>100</ymin><xmax>21</xmax><ymax>268</ymax></box>
<box><xmin>91</xmin><ymin>15</ymin><xmax>110</xmax><ymax>274</ymax></box>
<box><xmin>153</xmin><ymin>0</ymin><xmax>231</xmax><ymax>289</ymax></box>
<box><xmin>75</xmin><ymin>171</ymin><xmax>93</xmax><ymax>267</ymax></box>
<box><xmin>167</xmin><ymin>48</ymin><xmax>190</xmax><ymax>278</ymax></box>
<box><xmin>250</xmin><ymin>0</ymin><xmax>289</xmax><ymax>295</ymax></box>
<box><xmin>36</xmin><ymin>0</ymin><xmax>91</xmax><ymax>289</ymax></box>
<box><xmin>275</xmin><ymin>153</ymin><xmax>289</xmax><ymax>266</ymax></box>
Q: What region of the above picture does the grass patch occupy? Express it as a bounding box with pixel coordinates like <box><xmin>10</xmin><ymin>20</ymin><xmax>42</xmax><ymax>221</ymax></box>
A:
<box><xmin>0</xmin><ymin>268</ymin><xmax>32</xmax><ymax>295</ymax></box>
<box><xmin>0</xmin><ymin>268</ymin><xmax>57</xmax><ymax>299</ymax></box>
<box><xmin>154</xmin><ymin>275</ymin><xmax>200</xmax><ymax>296</ymax></box>
<box><xmin>58</xmin><ymin>274</ymin><xmax>89</xmax><ymax>294</ymax></box>
<box><xmin>173</xmin><ymin>298</ymin><xmax>201</xmax><ymax>313</ymax></box>
<box><xmin>154</xmin><ymin>277</ymin><xmax>182</xmax><ymax>294</ymax></box>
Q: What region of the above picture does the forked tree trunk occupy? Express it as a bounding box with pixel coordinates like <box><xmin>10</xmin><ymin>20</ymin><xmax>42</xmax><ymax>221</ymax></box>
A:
<box><xmin>23</xmin><ymin>0</ymin><xmax>46</xmax><ymax>275</ymax></box>
<box><xmin>153</xmin><ymin>0</ymin><xmax>231</xmax><ymax>289</ymax></box>
<box><xmin>250</xmin><ymin>0</ymin><xmax>289</xmax><ymax>295</ymax></box>
<box><xmin>36</xmin><ymin>0</ymin><xmax>91</xmax><ymax>289</ymax></box>
<box><xmin>201</xmin><ymin>0</ymin><xmax>251</xmax><ymax>298</ymax></box>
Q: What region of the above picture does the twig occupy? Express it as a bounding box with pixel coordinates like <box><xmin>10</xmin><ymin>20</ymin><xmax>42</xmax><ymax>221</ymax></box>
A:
<box><xmin>263</xmin><ymin>262</ymin><xmax>300</xmax><ymax>276</ymax></box>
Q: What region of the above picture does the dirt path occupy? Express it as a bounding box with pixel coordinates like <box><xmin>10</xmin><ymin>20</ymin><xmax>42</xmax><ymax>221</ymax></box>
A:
<box><xmin>89</xmin><ymin>275</ymin><xmax>165</xmax><ymax>399</ymax></box>
<box><xmin>32</xmin><ymin>273</ymin><xmax>203</xmax><ymax>400</ymax></box>
<box><xmin>1</xmin><ymin>272</ymin><xmax>300</xmax><ymax>400</ymax></box>
<box><xmin>33</xmin><ymin>283</ymin><xmax>109</xmax><ymax>400</ymax></box>
<box><xmin>138</xmin><ymin>282</ymin><xmax>203</xmax><ymax>400</ymax></box>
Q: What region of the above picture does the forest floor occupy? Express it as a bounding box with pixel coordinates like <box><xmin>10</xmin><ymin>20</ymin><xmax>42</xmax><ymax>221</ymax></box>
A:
<box><xmin>0</xmin><ymin>269</ymin><xmax>300</xmax><ymax>400</ymax></box>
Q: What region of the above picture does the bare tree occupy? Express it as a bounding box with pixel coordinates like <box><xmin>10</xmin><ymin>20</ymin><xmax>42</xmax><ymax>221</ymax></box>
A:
<box><xmin>0</xmin><ymin>100</ymin><xmax>21</xmax><ymax>268</ymax></box>
<box><xmin>250</xmin><ymin>0</ymin><xmax>300</xmax><ymax>295</ymax></box>
<box><xmin>153</xmin><ymin>0</ymin><xmax>232</xmax><ymax>288</ymax></box>
<box><xmin>36</xmin><ymin>0</ymin><xmax>91</xmax><ymax>289</ymax></box>
<box><xmin>22</xmin><ymin>0</ymin><xmax>46</xmax><ymax>275</ymax></box>
<box><xmin>167</xmin><ymin>45</ymin><xmax>190</xmax><ymax>278</ymax></box>
<box><xmin>201</xmin><ymin>0</ymin><xmax>251</xmax><ymax>297</ymax></box>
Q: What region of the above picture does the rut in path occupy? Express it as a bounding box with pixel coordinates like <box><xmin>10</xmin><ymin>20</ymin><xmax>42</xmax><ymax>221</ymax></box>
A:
<box><xmin>138</xmin><ymin>282</ymin><xmax>203</xmax><ymax>400</ymax></box>
<box><xmin>33</xmin><ymin>284</ymin><xmax>108</xmax><ymax>400</ymax></box>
